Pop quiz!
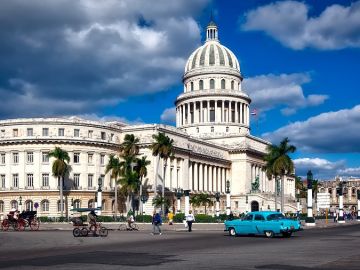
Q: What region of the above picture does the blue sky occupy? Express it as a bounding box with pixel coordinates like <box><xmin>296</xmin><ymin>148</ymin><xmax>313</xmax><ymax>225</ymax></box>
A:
<box><xmin>0</xmin><ymin>0</ymin><xmax>359</xmax><ymax>180</ymax></box>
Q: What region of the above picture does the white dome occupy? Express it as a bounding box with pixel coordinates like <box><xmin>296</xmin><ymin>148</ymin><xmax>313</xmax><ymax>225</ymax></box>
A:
<box><xmin>184</xmin><ymin>41</ymin><xmax>240</xmax><ymax>74</ymax></box>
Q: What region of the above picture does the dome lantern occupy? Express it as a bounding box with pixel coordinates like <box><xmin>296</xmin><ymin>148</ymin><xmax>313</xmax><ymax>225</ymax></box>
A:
<box><xmin>206</xmin><ymin>18</ymin><xmax>218</xmax><ymax>42</ymax></box>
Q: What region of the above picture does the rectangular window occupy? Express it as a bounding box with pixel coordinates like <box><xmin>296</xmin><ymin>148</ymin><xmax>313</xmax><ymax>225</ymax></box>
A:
<box><xmin>210</xmin><ymin>109</ymin><xmax>215</xmax><ymax>122</ymax></box>
<box><xmin>27</xmin><ymin>128</ymin><xmax>33</xmax><ymax>136</ymax></box>
<box><xmin>27</xmin><ymin>174</ymin><xmax>34</xmax><ymax>187</ymax></box>
<box><xmin>101</xmin><ymin>132</ymin><xmax>106</xmax><ymax>140</ymax></box>
<box><xmin>0</xmin><ymin>175</ymin><xmax>5</xmax><ymax>188</ymax></box>
<box><xmin>88</xmin><ymin>130</ymin><xmax>93</xmax><ymax>138</ymax></box>
<box><xmin>13</xmin><ymin>153</ymin><xmax>19</xmax><ymax>164</ymax></box>
<box><xmin>58</xmin><ymin>128</ymin><xmax>64</xmax><ymax>136</ymax></box>
<box><xmin>74</xmin><ymin>129</ymin><xmax>80</xmax><ymax>137</ymax></box>
<box><xmin>111</xmin><ymin>133</ymin><xmax>114</xmax><ymax>141</ymax></box>
<box><xmin>74</xmin><ymin>174</ymin><xmax>80</xmax><ymax>188</ymax></box>
<box><xmin>12</xmin><ymin>174</ymin><xmax>18</xmax><ymax>188</ymax></box>
<box><xmin>88</xmin><ymin>153</ymin><xmax>93</xmax><ymax>164</ymax></box>
<box><xmin>13</xmin><ymin>129</ymin><xmax>18</xmax><ymax>137</ymax></box>
<box><xmin>42</xmin><ymin>174</ymin><xmax>49</xmax><ymax>187</ymax></box>
<box><xmin>88</xmin><ymin>174</ymin><xmax>93</xmax><ymax>188</ymax></box>
<box><xmin>73</xmin><ymin>153</ymin><xmax>80</xmax><ymax>164</ymax></box>
<box><xmin>42</xmin><ymin>128</ymin><xmax>49</xmax><ymax>136</ymax></box>
<box><xmin>100</xmin><ymin>154</ymin><xmax>105</xmax><ymax>165</ymax></box>
<box><xmin>0</xmin><ymin>153</ymin><xmax>5</xmax><ymax>164</ymax></box>
<box><xmin>27</xmin><ymin>152</ymin><xmax>34</xmax><ymax>163</ymax></box>
<box><xmin>42</xmin><ymin>152</ymin><xmax>49</xmax><ymax>163</ymax></box>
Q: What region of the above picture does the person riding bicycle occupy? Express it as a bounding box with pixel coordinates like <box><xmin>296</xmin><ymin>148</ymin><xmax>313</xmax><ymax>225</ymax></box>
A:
<box><xmin>127</xmin><ymin>212</ymin><xmax>135</xmax><ymax>229</ymax></box>
<box><xmin>88</xmin><ymin>210</ymin><xmax>97</xmax><ymax>226</ymax></box>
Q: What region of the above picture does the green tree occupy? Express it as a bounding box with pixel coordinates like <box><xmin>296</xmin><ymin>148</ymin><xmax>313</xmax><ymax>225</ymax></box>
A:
<box><xmin>190</xmin><ymin>193</ymin><xmax>214</xmax><ymax>215</ymax></box>
<box><xmin>121</xmin><ymin>134</ymin><xmax>140</xmax><ymax>157</ymax></box>
<box><xmin>118</xmin><ymin>167</ymin><xmax>140</xmax><ymax>213</ymax></box>
<box><xmin>150</xmin><ymin>132</ymin><xmax>175</xmax><ymax>214</ymax></box>
<box><xmin>264</xmin><ymin>137</ymin><xmax>296</xmax><ymax>213</ymax></box>
<box><xmin>152</xmin><ymin>195</ymin><xmax>170</xmax><ymax>210</ymax></box>
<box><xmin>134</xmin><ymin>156</ymin><xmax>151</xmax><ymax>214</ymax></box>
<box><xmin>105</xmin><ymin>154</ymin><xmax>122</xmax><ymax>219</ymax></box>
<box><xmin>48</xmin><ymin>147</ymin><xmax>70</xmax><ymax>218</ymax></box>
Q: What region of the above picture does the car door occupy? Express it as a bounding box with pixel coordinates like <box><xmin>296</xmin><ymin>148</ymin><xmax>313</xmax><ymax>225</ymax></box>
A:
<box><xmin>253</xmin><ymin>214</ymin><xmax>267</xmax><ymax>234</ymax></box>
<box><xmin>238</xmin><ymin>214</ymin><xmax>255</xmax><ymax>234</ymax></box>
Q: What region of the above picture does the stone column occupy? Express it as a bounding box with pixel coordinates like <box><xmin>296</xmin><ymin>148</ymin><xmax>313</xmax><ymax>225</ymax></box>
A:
<box><xmin>338</xmin><ymin>183</ymin><xmax>345</xmax><ymax>223</ymax></box>
<box><xmin>200</xmin><ymin>101</ymin><xmax>203</xmax><ymax>123</ymax></box>
<box><xmin>214</xmin><ymin>100</ymin><xmax>218</xmax><ymax>122</ymax></box>
<box><xmin>182</xmin><ymin>105</ymin><xmax>185</xmax><ymax>126</ymax></box>
<box><xmin>222</xmin><ymin>100</ymin><xmax>225</xmax><ymax>122</ymax></box>
<box><xmin>235</xmin><ymin>102</ymin><xmax>239</xmax><ymax>123</ymax></box>
<box><xmin>194</xmin><ymin>162</ymin><xmax>198</xmax><ymax>191</ymax></box>
<box><xmin>209</xmin><ymin>166</ymin><xmax>213</xmax><ymax>191</ymax></box>
<box><xmin>184</xmin><ymin>190</ymin><xmax>190</xmax><ymax>216</ymax></box>
<box><xmin>199</xmin><ymin>163</ymin><xmax>203</xmax><ymax>191</ymax></box>
<box><xmin>204</xmin><ymin>165</ymin><xmax>208</xmax><ymax>191</ymax></box>
<box><xmin>189</xmin><ymin>161</ymin><xmax>193</xmax><ymax>191</ymax></box>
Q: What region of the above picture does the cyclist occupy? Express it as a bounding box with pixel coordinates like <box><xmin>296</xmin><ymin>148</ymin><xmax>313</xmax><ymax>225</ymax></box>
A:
<box><xmin>88</xmin><ymin>210</ymin><xmax>97</xmax><ymax>226</ymax></box>
<box><xmin>127</xmin><ymin>213</ymin><xmax>135</xmax><ymax>230</ymax></box>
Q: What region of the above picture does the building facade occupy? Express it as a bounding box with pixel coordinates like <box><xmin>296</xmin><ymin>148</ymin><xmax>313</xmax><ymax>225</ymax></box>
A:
<box><xmin>0</xmin><ymin>21</ymin><xmax>296</xmax><ymax>219</ymax></box>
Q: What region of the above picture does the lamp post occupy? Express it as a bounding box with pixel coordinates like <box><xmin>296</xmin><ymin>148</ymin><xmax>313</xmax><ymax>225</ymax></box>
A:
<box><xmin>357</xmin><ymin>190</ymin><xmax>360</xmax><ymax>222</ymax></box>
<box><xmin>140</xmin><ymin>194</ymin><xmax>148</xmax><ymax>219</ymax></box>
<box><xmin>305</xmin><ymin>170</ymin><xmax>316</xmax><ymax>226</ymax></box>
<box><xmin>226</xmin><ymin>180</ymin><xmax>231</xmax><ymax>216</ymax></box>
<box><xmin>246</xmin><ymin>195</ymin><xmax>248</xmax><ymax>212</ymax></box>
<box><xmin>97</xmin><ymin>177</ymin><xmax>103</xmax><ymax>215</ymax></box>
<box><xmin>175</xmin><ymin>188</ymin><xmax>183</xmax><ymax>213</ymax></box>
<box><xmin>215</xmin><ymin>192</ymin><xmax>220</xmax><ymax>218</ymax></box>
<box><xmin>184</xmin><ymin>190</ymin><xmax>190</xmax><ymax>216</ymax></box>
<box><xmin>338</xmin><ymin>181</ymin><xmax>345</xmax><ymax>223</ymax></box>
<box><xmin>18</xmin><ymin>196</ymin><xmax>22</xmax><ymax>211</ymax></box>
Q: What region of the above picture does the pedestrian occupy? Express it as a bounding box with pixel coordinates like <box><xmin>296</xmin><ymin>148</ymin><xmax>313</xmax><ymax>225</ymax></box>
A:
<box><xmin>186</xmin><ymin>210</ymin><xmax>195</xmax><ymax>232</ymax></box>
<box><xmin>167</xmin><ymin>210</ymin><xmax>174</xmax><ymax>225</ymax></box>
<box><xmin>151</xmin><ymin>211</ymin><xmax>162</xmax><ymax>235</ymax></box>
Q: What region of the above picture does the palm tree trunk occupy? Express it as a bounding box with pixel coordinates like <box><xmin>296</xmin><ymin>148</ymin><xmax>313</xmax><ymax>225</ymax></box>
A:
<box><xmin>114</xmin><ymin>181</ymin><xmax>117</xmax><ymax>221</ymax></box>
<box><xmin>139</xmin><ymin>177</ymin><xmax>143</xmax><ymax>215</ymax></box>
<box><xmin>281</xmin><ymin>175</ymin><xmax>285</xmax><ymax>213</ymax></box>
<box><xmin>59</xmin><ymin>176</ymin><xmax>63</xmax><ymax>218</ymax></box>
<box><xmin>154</xmin><ymin>156</ymin><xmax>160</xmax><ymax>194</ymax></box>
<box><xmin>162</xmin><ymin>161</ymin><xmax>167</xmax><ymax>216</ymax></box>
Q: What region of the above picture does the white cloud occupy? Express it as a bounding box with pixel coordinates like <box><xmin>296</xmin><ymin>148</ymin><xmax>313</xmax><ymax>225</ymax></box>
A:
<box><xmin>160</xmin><ymin>107</ymin><xmax>176</xmax><ymax>123</ymax></box>
<box><xmin>0</xmin><ymin>0</ymin><xmax>209</xmax><ymax>118</ymax></box>
<box><xmin>262</xmin><ymin>105</ymin><xmax>360</xmax><ymax>153</ymax></box>
<box><xmin>244</xmin><ymin>73</ymin><xmax>328</xmax><ymax>115</ymax></box>
<box><xmin>242</xmin><ymin>1</ymin><xmax>360</xmax><ymax>50</ymax></box>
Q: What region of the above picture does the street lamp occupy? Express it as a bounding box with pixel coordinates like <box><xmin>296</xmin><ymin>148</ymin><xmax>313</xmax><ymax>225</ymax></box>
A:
<box><xmin>175</xmin><ymin>188</ymin><xmax>183</xmax><ymax>213</ymax></box>
<box><xmin>18</xmin><ymin>196</ymin><xmax>22</xmax><ymax>211</ymax></box>
<box><xmin>225</xmin><ymin>180</ymin><xmax>231</xmax><ymax>216</ymax></box>
<box><xmin>337</xmin><ymin>180</ymin><xmax>346</xmax><ymax>223</ymax></box>
<box><xmin>215</xmin><ymin>192</ymin><xmax>220</xmax><ymax>218</ymax></box>
<box><xmin>71</xmin><ymin>198</ymin><xmax>74</xmax><ymax>207</ymax></box>
<box><xmin>96</xmin><ymin>177</ymin><xmax>103</xmax><ymax>215</ymax></box>
<box><xmin>305</xmin><ymin>170</ymin><xmax>315</xmax><ymax>226</ymax></box>
<box><xmin>140</xmin><ymin>194</ymin><xmax>148</xmax><ymax>221</ymax></box>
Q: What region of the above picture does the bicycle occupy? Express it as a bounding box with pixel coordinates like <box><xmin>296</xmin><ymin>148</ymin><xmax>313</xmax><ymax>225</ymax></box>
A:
<box><xmin>118</xmin><ymin>222</ymin><xmax>139</xmax><ymax>231</ymax></box>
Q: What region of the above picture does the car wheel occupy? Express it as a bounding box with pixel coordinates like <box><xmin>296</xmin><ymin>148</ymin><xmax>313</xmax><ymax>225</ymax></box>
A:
<box><xmin>282</xmin><ymin>232</ymin><xmax>292</xmax><ymax>238</ymax></box>
<box><xmin>265</xmin><ymin>231</ymin><xmax>274</xmax><ymax>238</ymax></box>
<box><xmin>73</xmin><ymin>228</ymin><xmax>81</xmax><ymax>237</ymax></box>
<box><xmin>229</xmin><ymin>228</ymin><xmax>236</xmax><ymax>236</ymax></box>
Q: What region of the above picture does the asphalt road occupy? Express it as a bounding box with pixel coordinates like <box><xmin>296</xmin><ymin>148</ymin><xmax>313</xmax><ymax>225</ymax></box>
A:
<box><xmin>0</xmin><ymin>224</ymin><xmax>359</xmax><ymax>270</ymax></box>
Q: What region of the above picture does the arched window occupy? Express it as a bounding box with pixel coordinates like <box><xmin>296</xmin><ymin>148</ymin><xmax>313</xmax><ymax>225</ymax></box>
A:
<box><xmin>328</xmin><ymin>188</ymin><xmax>332</xmax><ymax>194</ymax></box>
<box><xmin>231</xmin><ymin>80</ymin><xmax>234</xmax><ymax>90</ymax></box>
<box><xmin>191</xmin><ymin>82</ymin><xmax>194</xmax><ymax>91</ymax></box>
<box><xmin>0</xmin><ymin>200</ymin><xmax>4</xmax><ymax>213</ymax></box>
<box><xmin>74</xmin><ymin>199</ymin><xmax>81</xmax><ymax>208</ymax></box>
<box><xmin>102</xmin><ymin>199</ymin><xmax>106</xmax><ymax>211</ymax></box>
<box><xmin>25</xmin><ymin>200</ymin><xmax>33</xmax><ymax>211</ymax></box>
<box><xmin>88</xmin><ymin>199</ymin><xmax>95</xmax><ymax>208</ymax></box>
<box><xmin>57</xmin><ymin>200</ymin><xmax>65</xmax><ymax>212</ymax></box>
<box><xmin>199</xmin><ymin>80</ymin><xmax>203</xmax><ymax>90</ymax></box>
<box><xmin>352</xmin><ymin>188</ymin><xmax>356</xmax><ymax>196</ymax></box>
<box><xmin>221</xmin><ymin>79</ymin><xmax>225</xmax><ymax>89</ymax></box>
<box><xmin>210</xmin><ymin>79</ymin><xmax>215</xmax><ymax>89</ymax></box>
<box><xmin>41</xmin><ymin>200</ymin><xmax>49</xmax><ymax>212</ymax></box>
<box><xmin>10</xmin><ymin>200</ymin><xmax>18</xmax><ymax>210</ymax></box>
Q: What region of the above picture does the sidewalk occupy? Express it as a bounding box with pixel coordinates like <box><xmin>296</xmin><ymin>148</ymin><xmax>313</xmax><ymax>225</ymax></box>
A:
<box><xmin>38</xmin><ymin>219</ymin><xmax>360</xmax><ymax>231</ymax></box>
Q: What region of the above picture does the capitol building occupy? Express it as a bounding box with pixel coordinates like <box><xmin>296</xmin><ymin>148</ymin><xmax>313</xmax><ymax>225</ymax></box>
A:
<box><xmin>0</xmin><ymin>21</ymin><xmax>296</xmax><ymax>219</ymax></box>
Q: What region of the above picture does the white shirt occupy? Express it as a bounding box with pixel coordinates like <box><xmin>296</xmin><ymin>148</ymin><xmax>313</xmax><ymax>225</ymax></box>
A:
<box><xmin>186</xmin><ymin>213</ymin><xmax>195</xmax><ymax>222</ymax></box>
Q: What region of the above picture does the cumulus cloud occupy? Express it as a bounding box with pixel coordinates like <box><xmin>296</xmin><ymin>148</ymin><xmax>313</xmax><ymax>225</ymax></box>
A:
<box><xmin>242</xmin><ymin>1</ymin><xmax>360</xmax><ymax>50</ymax></box>
<box><xmin>262</xmin><ymin>105</ymin><xmax>360</xmax><ymax>153</ymax></box>
<box><xmin>0</xmin><ymin>0</ymin><xmax>209</xmax><ymax>118</ymax></box>
<box><xmin>160</xmin><ymin>107</ymin><xmax>176</xmax><ymax>124</ymax></box>
<box><xmin>244</xmin><ymin>73</ymin><xmax>328</xmax><ymax>115</ymax></box>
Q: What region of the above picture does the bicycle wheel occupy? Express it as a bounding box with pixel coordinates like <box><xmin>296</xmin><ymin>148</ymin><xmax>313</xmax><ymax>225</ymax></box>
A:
<box><xmin>132</xmin><ymin>224</ymin><xmax>139</xmax><ymax>231</ymax></box>
<box><xmin>1</xmin><ymin>220</ymin><xmax>9</xmax><ymax>231</ymax></box>
<box><xmin>17</xmin><ymin>220</ymin><xmax>25</xmax><ymax>231</ymax></box>
<box><xmin>99</xmin><ymin>227</ymin><xmax>108</xmax><ymax>237</ymax></box>
<box><xmin>30</xmin><ymin>219</ymin><xmax>40</xmax><ymax>231</ymax></box>
<box><xmin>118</xmin><ymin>224</ymin><xmax>127</xmax><ymax>231</ymax></box>
<box><xmin>73</xmin><ymin>227</ymin><xmax>81</xmax><ymax>237</ymax></box>
<box><xmin>81</xmin><ymin>227</ymin><xmax>89</xmax><ymax>237</ymax></box>
<box><xmin>12</xmin><ymin>221</ymin><xmax>19</xmax><ymax>231</ymax></box>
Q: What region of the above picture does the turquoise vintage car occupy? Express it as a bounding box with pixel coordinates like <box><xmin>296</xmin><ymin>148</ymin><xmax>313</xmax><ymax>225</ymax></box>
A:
<box><xmin>224</xmin><ymin>211</ymin><xmax>302</xmax><ymax>238</ymax></box>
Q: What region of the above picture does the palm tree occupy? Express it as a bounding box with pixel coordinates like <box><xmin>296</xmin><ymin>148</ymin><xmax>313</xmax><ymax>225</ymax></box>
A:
<box><xmin>134</xmin><ymin>156</ymin><xmax>151</xmax><ymax>214</ymax></box>
<box><xmin>264</xmin><ymin>137</ymin><xmax>296</xmax><ymax>213</ymax></box>
<box><xmin>105</xmin><ymin>154</ymin><xmax>122</xmax><ymax>220</ymax></box>
<box><xmin>121</xmin><ymin>134</ymin><xmax>140</xmax><ymax>157</ymax></box>
<box><xmin>48</xmin><ymin>147</ymin><xmax>70</xmax><ymax>218</ymax></box>
<box><xmin>118</xmin><ymin>169</ymin><xmax>140</xmax><ymax>213</ymax></box>
<box><xmin>150</xmin><ymin>132</ymin><xmax>175</xmax><ymax>214</ymax></box>
<box><xmin>264</xmin><ymin>147</ymin><xmax>280</xmax><ymax>211</ymax></box>
<box><xmin>152</xmin><ymin>195</ymin><xmax>170</xmax><ymax>210</ymax></box>
<box><xmin>190</xmin><ymin>193</ymin><xmax>214</xmax><ymax>215</ymax></box>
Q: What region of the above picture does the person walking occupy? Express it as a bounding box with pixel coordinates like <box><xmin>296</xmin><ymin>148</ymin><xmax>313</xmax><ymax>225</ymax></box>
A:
<box><xmin>151</xmin><ymin>211</ymin><xmax>162</xmax><ymax>235</ymax></box>
<box><xmin>186</xmin><ymin>210</ymin><xmax>195</xmax><ymax>232</ymax></box>
<box><xmin>167</xmin><ymin>211</ymin><xmax>174</xmax><ymax>225</ymax></box>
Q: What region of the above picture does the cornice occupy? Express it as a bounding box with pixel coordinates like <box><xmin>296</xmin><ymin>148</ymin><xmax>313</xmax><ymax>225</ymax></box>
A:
<box><xmin>175</xmin><ymin>90</ymin><xmax>251</xmax><ymax>104</ymax></box>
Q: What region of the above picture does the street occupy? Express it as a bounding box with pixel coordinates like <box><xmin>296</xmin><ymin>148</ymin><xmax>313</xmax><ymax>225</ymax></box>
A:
<box><xmin>0</xmin><ymin>223</ymin><xmax>359</xmax><ymax>269</ymax></box>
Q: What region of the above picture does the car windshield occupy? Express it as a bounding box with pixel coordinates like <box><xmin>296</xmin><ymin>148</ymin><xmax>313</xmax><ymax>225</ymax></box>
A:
<box><xmin>267</xmin><ymin>213</ymin><xmax>285</xmax><ymax>221</ymax></box>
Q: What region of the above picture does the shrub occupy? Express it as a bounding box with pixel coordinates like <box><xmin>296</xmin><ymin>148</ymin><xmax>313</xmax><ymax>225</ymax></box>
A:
<box><xmin>39</xmin><ymin>216</ymin><xmax>51</xmax><ymax>222</ymax></box>
<box><xmin>135</xmin><ymin>215</ymin><xmax>152</xmax><ymax>223</ymax></box>
<box><xmin>174</xmin><ymin>213</ymin><xmax>185</xmax><ymax>223</ymax></box>
<box><xmin>194</xmin><ymin>214</ymin><xmax>216</xmax><ymax>223</ymax></box>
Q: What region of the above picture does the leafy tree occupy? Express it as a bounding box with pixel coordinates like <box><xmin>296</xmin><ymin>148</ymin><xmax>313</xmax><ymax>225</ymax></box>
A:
<box><xmin>134</xmin><ymin>156</ymin><xmax>151</xmax><ymax>213</ymax></box>
<box><xmin>151</xmin><ymin>132</ymin><xmax>175</xmax><ymax>214</ymax></box>
<box><xmin>152</xmin><ymin>195</ymin><xmax>170</xmax><ymax>211</ymax></box>
<box><xmin>48</xmin><ymin>147</ymin><xmax>70</xmax><ymax>218</ymax></box>
<box><xmin>121</xmin><ymin>134</ymin><xmax>139</xmax><ymax>157</ymax></box>
<box><xmin>264</xmin><ymin>138</ymin><xmax>296</xmax><ymax>212</ymax></box>
<box><xmin>105</xmin><ymin>154</ymin><xmax>122</xmax><ymax>218</ymax></box>
<box><xmin>190</xmin><ymin>193</ymin><xmax>214</xmax><ymax>215</ymax></box>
